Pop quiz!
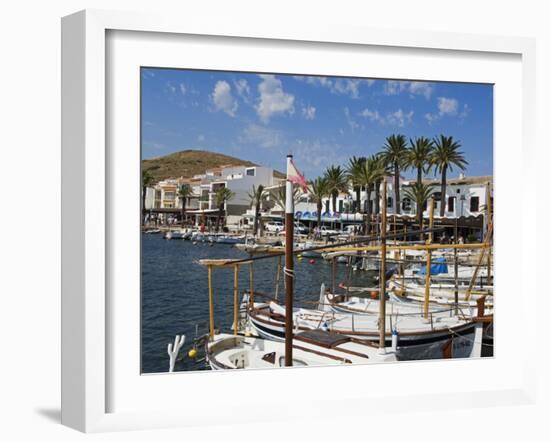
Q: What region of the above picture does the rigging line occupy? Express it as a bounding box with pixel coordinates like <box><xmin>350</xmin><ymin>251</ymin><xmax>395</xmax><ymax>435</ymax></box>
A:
<box><xmin>445</xmin><ymin>326</ymin><xmax>494</xmax><ymax>348</ymax></box>
<box><xmin>222</xmin><ymin>226</ymin><xmax>447</xmax><ymax>266</ymax></box>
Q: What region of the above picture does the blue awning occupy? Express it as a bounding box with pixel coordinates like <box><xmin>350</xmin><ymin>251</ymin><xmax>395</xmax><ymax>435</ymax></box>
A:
<box><xmin>419</xmin><ymin>257</ymin><xmax>448</xmax><ymax>275</ymax></box>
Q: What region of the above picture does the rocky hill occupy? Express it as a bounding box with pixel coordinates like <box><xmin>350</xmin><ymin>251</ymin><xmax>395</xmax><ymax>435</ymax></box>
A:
<box><xmin>142</xmin><ymin>149</ymin><xmax>283</xmax><ymax>182</ymax></box>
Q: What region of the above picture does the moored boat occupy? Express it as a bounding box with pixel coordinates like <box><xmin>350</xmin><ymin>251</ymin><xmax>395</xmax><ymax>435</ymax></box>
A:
<box><xmin>247</xmin><ymin>298</ymin><xmax>483</xmax><ymax>360</ymax></box>
<box><xmin>206</xmin><ymin>330</ymin><xmax>397</xmax><ymax>370</ymax></box>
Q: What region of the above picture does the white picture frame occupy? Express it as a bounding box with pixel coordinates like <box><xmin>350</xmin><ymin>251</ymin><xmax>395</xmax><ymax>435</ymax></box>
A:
<box><xmin>61</xmin><ymin>9</ymin><xmax>537</xmax><ymax>433</ymax></box>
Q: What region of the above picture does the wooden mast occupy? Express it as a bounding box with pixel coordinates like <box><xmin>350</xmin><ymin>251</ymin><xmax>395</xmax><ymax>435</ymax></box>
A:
<box><xmin>207</xmin><ymin>265</ymin><xmax>215</xmax><ymax>338</ymax></box>
<box><xmin>454</xmin><ymin>218</ymin><xmax>459</xmax><ymax>313</ymax></box>
<box><xmin>378</xmin><ymin>179</ymin><xmax>387</xmax><ymax>349</ymax></box>
<box><xmin>233</xmin><ymin>265</ymin><xmax>239</xmax><ymax>336</ymax></box>
<box><xmin>423</xmin><ymin>197</ymin><xmax>435</xmax><ymax>319</ymax></box>
<box><xmin>284</xmin><ymin>154</ymin><xmax>295</xmax><ymax>367</ymax></box>
<box><xmin>486</xmin><ymin>182</ymin><xmax>492</xmax><ymax>284</ymax></box>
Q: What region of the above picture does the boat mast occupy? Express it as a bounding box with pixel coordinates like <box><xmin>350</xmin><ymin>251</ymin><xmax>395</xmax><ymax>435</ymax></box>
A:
<box><xmin>378</xmin><ymin>178</ymin><xmax>387</xmax><ymax>349</ymax></box>
<box><xmin>284</xmin><ymin>154</ymin><xmax>295</xmax><ymax>366</ymax></box>
<box><xmin>423</xmin><ymin>196</ymin><xmax>435</xmax><ymax>319</ymax></box>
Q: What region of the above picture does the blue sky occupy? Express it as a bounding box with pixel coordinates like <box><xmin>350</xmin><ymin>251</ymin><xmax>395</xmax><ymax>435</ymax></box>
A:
<box><xmin>141</xmin><ymin>68</ymin><xmax>493</xmax><ymax>179</ymax></box>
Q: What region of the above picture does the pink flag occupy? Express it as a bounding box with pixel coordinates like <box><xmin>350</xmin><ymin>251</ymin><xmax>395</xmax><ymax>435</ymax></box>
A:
<box><xmin>287</xmin><ymin>158</ymin><xmax>307</xmax><ymax>192</ymax></box>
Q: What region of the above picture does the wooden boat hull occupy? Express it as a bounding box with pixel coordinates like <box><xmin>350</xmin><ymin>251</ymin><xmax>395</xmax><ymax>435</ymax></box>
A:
<box><xmin>248</xmin><ymin>307</ymin><xmax>483</xmax><ymax>361</ymax></box>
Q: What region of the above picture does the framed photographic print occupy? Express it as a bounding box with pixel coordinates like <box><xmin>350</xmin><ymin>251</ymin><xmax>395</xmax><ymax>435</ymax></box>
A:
<box><xmin>61</xmin><ymin>9</ymin><xmax>537</xmax><ymax>433</ymax></box>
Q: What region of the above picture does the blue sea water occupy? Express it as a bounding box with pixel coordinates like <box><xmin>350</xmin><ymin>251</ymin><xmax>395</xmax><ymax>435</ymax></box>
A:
<box><xmin>141</xmin><ymin>234</ymin><xmax>375</xmax><ymax>373</ymax></box>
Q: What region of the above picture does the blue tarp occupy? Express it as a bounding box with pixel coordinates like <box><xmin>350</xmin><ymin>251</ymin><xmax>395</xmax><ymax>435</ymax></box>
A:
<box><xmin>419</xmin><ymin>257</ymin><xmax>448</xmax><ymax>275</ymax></box>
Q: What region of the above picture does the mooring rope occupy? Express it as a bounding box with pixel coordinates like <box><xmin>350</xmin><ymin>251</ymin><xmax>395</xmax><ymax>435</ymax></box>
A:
<box><xmin>283</xmin><ymin>266</ymin><xmax>295</xmax><ymax>278</ymax></box>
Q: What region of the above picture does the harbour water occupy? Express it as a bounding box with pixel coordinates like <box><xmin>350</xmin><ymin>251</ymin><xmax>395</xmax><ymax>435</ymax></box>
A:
<box><xmin>141</xmin><ymin>233</ymin><xmax>376</xmax><ymax>373</ymax></box>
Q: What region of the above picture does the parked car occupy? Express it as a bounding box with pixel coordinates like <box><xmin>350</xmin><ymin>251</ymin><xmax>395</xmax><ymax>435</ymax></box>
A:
<box><xmin>280</xmin><ymin>221</ymin><xmax>309</xmax><ymax>236</ymax></box>
<box><xmin>319</xmin><ymin>226</ymin><xmax>340</xmax><ymax>236</ymax></box>
<box><xmin>264</xmin><ymin>221</ymin><xmax>284</xmax><ymax>233</ymax></box>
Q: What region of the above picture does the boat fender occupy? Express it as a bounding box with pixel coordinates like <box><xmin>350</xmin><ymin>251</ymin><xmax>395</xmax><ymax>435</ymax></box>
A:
<box><xmin>188</xmin><ymin>347</ymin><xmax>198</xmax><ymax>359</ymax></box>
<box><xmin>391</xmin><ymin>329</ymin><xmax>399</xmax><ymax>352</ymax></box>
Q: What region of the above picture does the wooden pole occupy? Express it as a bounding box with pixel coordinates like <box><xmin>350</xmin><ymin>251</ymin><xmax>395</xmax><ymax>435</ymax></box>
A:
<box><xmin>465</xmin><ymin>222</ymin><xmax>493</xmax><ymax>301</ymax></box>
<box><xmin>284</xmin><ymin>155</ymin><xmax>295</xmax><ymax>367</ymax></box>
<box><xmin>486</xmin><ymin>182</ymin><xmax>492</xmax><ymax>284</ymax></box>
<box><xmin>379</xmin><ymin>179</ymin><xmax>387</xmax><ymax>349</ymax></box>
<box><xmin>332</xmin><ymin>257</ymin><xmax>337</xmax><ymax>293</ymax></box>
<box><xmin>208</xmin><ymin>265</ymin><xmax>215</xmax><ymax>338</ymax></box>
<box><xmin>423</xmin><ymin>197</ymin><xmax>435</xmax><ymax>319</ymax></box>
<box><xmin>249</xmin><ymin>262</ymin><xmax>255</xmax><ymax>307</ymax></box>
<box><xmin>233</xmin><ymin>265</ymin><xmax>239</xmax><ymax>336</ymax></box>
<box><xmin>454</xmin><ymin>218</ymin><xmax>458</xmax><ymax>314</ymax></box>
<box><xmin>274</xmin><ymin>255</ymin><xmax>282</xmax><ymax>302</ymax></box>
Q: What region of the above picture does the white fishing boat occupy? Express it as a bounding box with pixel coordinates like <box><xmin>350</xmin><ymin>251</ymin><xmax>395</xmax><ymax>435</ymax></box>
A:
<box><xmin>143</xmin><ymin>228</ymin><xmax>161</xmax><ymax>234</ymax></box>
<box><xmin>387</xmin><ymin>276</ymin><xmax>493</xmax><ymax>306</ymax></box>
<box><xmin>403</xmin><ymin>257</ymin><xmax>492</xmax><ymax>286</ymax></box>
<box><xmin>248</xmin><ymin>298</ymin><xmax>483</xmax><ymax>360</ymax></box>
<box><xmin>164</xmin><ymin>229</ymin><xmax>191</xmax><ymax>240</ymax></box>
<box><xmin>214</xmin><ymin>234</ymin><xmax>246</xmax><ymax>245</ymax></box>
<box><xmin>206</xmin><ymin>330</ymin><xmax>397</xmax><ymax>370</ymax></box>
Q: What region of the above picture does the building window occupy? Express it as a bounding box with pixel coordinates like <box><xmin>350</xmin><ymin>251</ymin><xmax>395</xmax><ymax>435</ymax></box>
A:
<box><xmin>448</xmin><ymin>196</ymin><xmax>455</xmax><ymax>212</ymax></box>
<box><xmin>325</xmin><ymin>200</ymin><xmax>330</xmax><ymax>213</ymax></box>
<box><xmin>387</xmin><ymin>197</ymin><xmax>393</xmax><ymax>208</ymax></box>
<box><xmin>433</xmin><ymin>191</ymin><xmax>442</xmax><ymax>201</ymax></box>
<box><xmin>402</xmin><ymin>198</ymin><xmax>411</xmax><ymax>211</ymax></box>
<box><xmin>470</xmin><ymin>196</ymin><xmax>479</xmax><ymax>212</ymax></box>
<box><xmin>246</xmin><ymin>168</ymin><xmax>255</xmax><ymax>176</ymax></box>
<box><xmin>338</xmin><ymin>200</ymin><xmax>343</xmax><ymax>212</ymax></box>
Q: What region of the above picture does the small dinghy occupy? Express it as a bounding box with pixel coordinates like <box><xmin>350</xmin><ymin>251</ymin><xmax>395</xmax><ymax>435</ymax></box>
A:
<box><xmin>206</xmin><ymin>330</ymin><xmax>396</xmax><ymax>370</ymax></box>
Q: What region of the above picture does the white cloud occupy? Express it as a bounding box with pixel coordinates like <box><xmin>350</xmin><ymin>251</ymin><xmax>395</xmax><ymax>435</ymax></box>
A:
<box><xmin>425</xmin><ymin>96</ymin><xmax>464</xmax><ymax>124</ymax></box>
<box><xmin>256</xmin><ymin>75</ymin><xmax>295</xmax><ymax>122</ymax></box>
<box><xmin>459</xmin><ymin>103</ymin><xmax>471</xmax><ymax>119</ymax></box>
<box><xmin>344</xmin><ymin>107</ymin><xmax>361</xmax><ymax>131</ymax></box>
<box><xmin>211</xmin><ymin>80</ymin><xmax>238</xmax><ymax>117</ymax></box>
<box><xmin>302</xmin><ymin>105</ymin><xmax>316</xmax><ymax>120</ymax></box>
<box><xmin>408</xmin><ymin>81</ymin><xmax>433</xmax><ymax>99</ymax></box>
<box><xmin>197</xmin><ymin>134</ymin><xmax>205</xmax><ymax>142</ymax></box>
<box><xmin>438</xmin><ymin>97</ymin><xmax>459</xmax><ymax>114</ymax></box>
<box><xmin>386</xmin><ymin>109</ymin><xmax>414</xmax><ymax>127</ymax></box>
<box><xmin>179</xmin><ymin>83</ymin><xmax>187</xmax><ymax>95</ymax></box>
<box><xmin>359</xmin><ymin>107</ymin><xmax>413</xmax><ymax>127</ymax></box>
<box><xmin>384</xmin><ymin>80</ymin><xmax>433</xmax><ymax>99</ymax></box>
<box><xmin>332</xmin><ymin>79</ymin><xmax>361</xmax><ymax>98</ymax></box>
<box><xmin>239</xmin><ymin>124</ymin><xmax>285</xmax><ymax>149</ymax></box>
<box><xmin>234</xmin><ymin>79</ymin><xmax>251</xmax><ymax>102</ymax></box>
<box><xmin>295</xmin><ymin>76</ymin><xmax>366</xmax><ymax>98</ymax></box>
<box><xmin>360</xmin><ymin>108</ymin><xmax>383</xmax><ymax>123</ymax></box>
<box><xmin>292</xmin><ymin>139</ymin><xmax>344</xmax><ymax>172</ymax></box>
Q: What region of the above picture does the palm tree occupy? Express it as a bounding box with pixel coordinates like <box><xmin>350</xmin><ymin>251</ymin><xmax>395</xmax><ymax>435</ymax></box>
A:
<box><xmin>177</xmin><ymin>184</ymin><xmax>192</xmax><ymax>227</ymax></box>
<box><xmin>308</xmin><ymin>177</ymin><xmax>330</xmax><ymax>230</ymax></box>
<box><xmin>372</xmin><ymin>154</ymin><xmax>388</xmax><ymax>220</ymax></box>
<box><xmin>270</xmin><ymin>183</ymin><xmax>301</xmax><ymax>213</ymax></box>
<box><xmin>247</xmin><ymin>184</ymin><xmax>265</xmax><ymax>236</ymax></box>
<box><xmin>380</xmin><ymin>134</ymin><xmax>409</xmax><ymax>214</ymax></box>
<box><xmin>403</xmin><ymin>182</ymin><xmax>435</xmax><ymax>232</ymax></box>
<box><xmin>431</xmin><ymin>135</ymin><xmax>468</xmax><ymax>217</ymax></box>
<box><xmin>357</xmin><ymin>156</ymin><xmax>385</xmax><ymax>235</ymax></box>
<box><xmin>141</xmin><ymin>169</ymin><xmax>155</xmax><ymax>226</ymax></box>
<box><xmin>345</xmin><ymin>156</ymin><xmax>366</xmax><ymax>212</ymax></box>
<box><xmin>214</xmin><ymin>187</ymin><xmax>235</xmax><ymax>232</ymax></box>
<box><xmin>324</xmin><ymin>165</ymin><xmax>348</xmax><ymax>213</ymax></box>
<box><xmin>407</xmin><ymin>136</ymin><xmax>433</xmax><ymax>184</ymax></box>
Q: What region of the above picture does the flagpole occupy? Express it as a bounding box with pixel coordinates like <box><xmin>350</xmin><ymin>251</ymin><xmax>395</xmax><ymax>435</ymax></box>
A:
<box><xmin>284</xmin><ymin>154</ymin><xmax>294</xmax><ymax>367</ymax></box>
